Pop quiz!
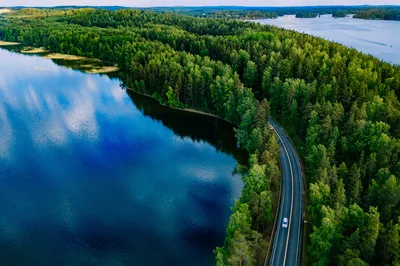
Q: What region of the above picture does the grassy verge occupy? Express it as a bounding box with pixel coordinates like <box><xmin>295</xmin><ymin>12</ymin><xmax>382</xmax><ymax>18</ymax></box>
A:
<box><xmin>82</xmin><ymin>64</ymin><xmax>119</xmax><ymax>74</ymax></box>
<box><xmin>43</xmin><ymin>53</ymin><xmax>88</xmax><ymax>60</ymax></box>
<box><xmin>21</xmin><ymin>47</ymin><xmax>48</xmax><ymax>53</ymax></box>
<box><xmin>264</xmin><ymin>160</ymin><xmax>282</xmax><ymax>265</ymax></box>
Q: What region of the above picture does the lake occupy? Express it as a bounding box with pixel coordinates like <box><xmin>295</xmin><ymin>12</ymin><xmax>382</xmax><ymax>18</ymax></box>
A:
<box><xmin>0</xmin><ymin>48</ymin><xmax>246</xmax><ymax>266</ymax></box>
<box><xmin>253</xmin><ymin>15</ymin><xmax>400</xmax><ymax>65</ymax></box>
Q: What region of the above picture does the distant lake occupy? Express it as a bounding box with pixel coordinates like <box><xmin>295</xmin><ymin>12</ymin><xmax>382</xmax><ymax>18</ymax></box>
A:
<box><xmin>0</xmin><ymin>48</ymin><xmax>246</xmax><ymax>266</ymax></box>
<box><xmin>252</xmin><ymin>15</ymin><xmax>400</xmax><ymax>65</ymax></box>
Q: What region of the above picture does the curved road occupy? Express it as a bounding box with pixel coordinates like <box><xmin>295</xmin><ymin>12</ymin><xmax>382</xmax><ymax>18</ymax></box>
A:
<box><xmin>268</xmin><ymin>119</ymin><xmax>304</xmax><ymax>266</ymax></box>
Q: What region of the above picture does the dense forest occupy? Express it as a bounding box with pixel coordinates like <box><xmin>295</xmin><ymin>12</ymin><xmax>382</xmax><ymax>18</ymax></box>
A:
<box><xmin>4</xmin><ymin>5</ymin><xmax>400</xmax><ymax>20</ymax></box>
<box><xmin>353</xmin><ymin>8</ymin><xmax>400</xmax><ymax>21</ymax></box>
<box><xmin>0</xmin><ymin>9</ymin><xmax>279</xmax><ymax>265</ymax></box>
<box><xmin>159</xmin><ymin>6</ymin><xmax>400</xmax><ymax>20</ymax></box>
<box><xmin>1</xmin><ymin>8</ymin><xmax>400</xmax><ymax>266</ymax></box>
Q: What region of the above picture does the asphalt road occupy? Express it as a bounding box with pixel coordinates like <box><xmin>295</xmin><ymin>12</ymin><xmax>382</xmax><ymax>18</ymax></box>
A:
<box><xmin>269</xmin><ymin>119</ymin><xmax>304</xmax><ymax>266</ymax></box>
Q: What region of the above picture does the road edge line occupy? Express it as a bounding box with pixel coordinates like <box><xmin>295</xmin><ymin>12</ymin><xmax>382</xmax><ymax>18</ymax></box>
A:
<box><xmin>270</xmin><ymin>120</ymin><xmax>294</xmax><ymax>266</ymax></box>
<box><xmin>272</xmin><ymin>119</ymin><xmax>306</xmax><ymax>266</ymax></box>
<box><xmin>264</xmin><ymin>120</ymin><xmax>283</xmax><ymax>266</ymax></box>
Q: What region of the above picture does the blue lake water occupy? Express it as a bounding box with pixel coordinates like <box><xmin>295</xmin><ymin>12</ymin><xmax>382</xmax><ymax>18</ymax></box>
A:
<box><xmin>253</xmin><ymin>15</ymin><xmax>400</xmax><ymax>65</ymax></box>
<box><xmin>0</xmin><ymin>48</ymin><xmax>246</xmax><ymax>266</ymax></box>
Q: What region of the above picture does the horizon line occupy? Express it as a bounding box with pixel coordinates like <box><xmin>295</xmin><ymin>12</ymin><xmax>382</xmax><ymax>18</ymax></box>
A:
<box><xmin>2</xmin><ymin>4</ymin><xmax>400</xmax><ymax>8</ymax></box>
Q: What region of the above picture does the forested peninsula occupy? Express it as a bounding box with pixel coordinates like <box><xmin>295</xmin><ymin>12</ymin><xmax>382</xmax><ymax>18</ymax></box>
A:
<box><xmin>353</xmin><ymin>8</ymin><xmax>400</xmax><ymax>21</ymax></box>
<box><xmin>1</xmin><ymin>8</ymin><xmax>400</xmax><ymax>266</ymax></box>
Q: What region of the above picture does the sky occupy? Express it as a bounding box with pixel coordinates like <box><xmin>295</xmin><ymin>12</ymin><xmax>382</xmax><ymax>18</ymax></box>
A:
<box><xmin>0</xmin><ymin>0</ymin><xmax>399</xmax><ymax>7</ymax></box>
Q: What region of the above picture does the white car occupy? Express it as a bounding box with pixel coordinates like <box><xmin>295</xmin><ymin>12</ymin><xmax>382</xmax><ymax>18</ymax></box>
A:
<box><xmin>282</xmin><ymin>217</ymin><xmax>288</xmax><ymax>228</ymax></box>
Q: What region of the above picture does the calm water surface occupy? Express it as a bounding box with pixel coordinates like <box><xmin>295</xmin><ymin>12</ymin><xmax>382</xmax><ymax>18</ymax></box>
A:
<box><xmin>253</xmin><ymin>15</ymin><xmax>400</xmax><ymax>65</ymax></box>
<box><xmin>0</xmin><ymin>48</ymin><xmax>246</xmax><ymax>265</ymax></box>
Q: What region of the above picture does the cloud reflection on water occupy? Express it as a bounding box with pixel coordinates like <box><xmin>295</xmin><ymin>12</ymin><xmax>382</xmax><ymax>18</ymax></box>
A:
<box><xmin>0</xmin><ymin>48</ymin><xmax>243</xmax><ymax>266</ymax></box>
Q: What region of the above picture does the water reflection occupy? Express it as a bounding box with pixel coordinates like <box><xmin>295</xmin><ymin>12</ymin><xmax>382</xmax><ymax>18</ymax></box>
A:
<box><xmin>125</xmin><ymin>89</ymin><xmax>248</xmax><ymax>165</ymax></box>
<box><xmin>0</xmin><ymin>48</ymin><xmax>244</xmax><ymax>266</ymax></box>
<box><xmin>0</xmin><ymin>45</ymin><xmax>247</xmax><ymax>164</ymax></box>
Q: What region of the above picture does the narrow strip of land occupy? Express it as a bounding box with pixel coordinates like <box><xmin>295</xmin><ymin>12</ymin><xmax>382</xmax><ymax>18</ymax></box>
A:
<box><xmin>0</xmin><ymin>41</ymin><xmax>20</xmax><ymax>46</ymax></box>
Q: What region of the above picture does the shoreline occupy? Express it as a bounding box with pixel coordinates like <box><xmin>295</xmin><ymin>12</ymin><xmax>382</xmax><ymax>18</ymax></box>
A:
<box><xmin>126</xmin><ymin>87</ymin><xmax>235</xmax><ymax>125</ymax></box>
<box><xmin>44</xmin><ymin>53</ymin><xmax>88</xmax><ymax>60</ymax></box>
<box><xmin>0</xmin><ymin>41</ymin><xmax>20</xmax><ymax>46</ymax></box>
<box><xmin>1</xmin><ymin>44</ymin><xmax>119</xmax><ymax>74</ymax></box>
<box><xmin>21</xmin><ymin>47</ymin><xmax>48</xmax><ymax>54</ymax></box>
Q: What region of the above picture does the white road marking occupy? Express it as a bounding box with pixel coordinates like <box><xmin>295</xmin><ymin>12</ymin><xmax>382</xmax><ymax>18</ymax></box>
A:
<box><xmin>270</xmin><ymin>121</ymin><xmax>294</xmax><ymax>266</ymax></box>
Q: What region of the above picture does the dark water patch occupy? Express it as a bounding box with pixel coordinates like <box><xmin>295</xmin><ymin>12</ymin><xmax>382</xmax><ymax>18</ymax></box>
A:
<box><xmin>125</xmin><ymin>89</ymin><xmax>248</xmax><ymax>165</ymax></box>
